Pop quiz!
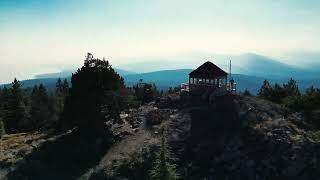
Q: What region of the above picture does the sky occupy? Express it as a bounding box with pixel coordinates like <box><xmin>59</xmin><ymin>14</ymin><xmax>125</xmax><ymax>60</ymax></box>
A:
<box><xmin>0</xmin><ymin>0</ymin><xmax>320</xmax><ymax>83</ymax></box>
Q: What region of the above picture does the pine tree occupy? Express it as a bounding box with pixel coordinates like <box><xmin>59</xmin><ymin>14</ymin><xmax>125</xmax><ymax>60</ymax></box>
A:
<box><xmin>0</xmin><ymin>88</ymin><xmax>5</xmax><ymax>137</ymax></box>
<box><xmin>306</xmin><ymin>86</ymin><xmax>317</xmax><ymax>96</ymax></box>
<box><xmin>62</xmin><ymin>78</ymin><xmax>69</xmax><ymax>94</ymax></box>
<box><xmin>55</xmin><ymin>78</ymin><xmax>63</xmax><ymax>95</ymax></box>
<box><xmin>5</xmin><ymin>78</ymin><xmax>29</xmax><ymax>133</ymax></box>
<box><xmin>0</xmin><ymin>86</ymin><xmax>10</xmax><ymax>123</ymax></box>
<box><xmin>243</xmin><ymin>89</ymin><xmax>252</xmax><ymax>96</ymax></box>
<box><xmin>55</xmin><ymin>78</ymin><xmax>69</xmax><ymax>115</ymax></box>
<box><xmin>61</xmin><ymin>53</ymin><xmax>125</xmax><ymax>135</ymax></box>
<box><xmin>0</xmin><ymin>87</ymin><xmax>3</xmax><ymax>118</ymax></box>
<box><xmin>258</xmin><ymin>80</ymin><xmax>272</xmax><ymax>99</ymax></box>
<box><xmin>30</xmin><ymin>84</ymin><xmax>50</xmax><ymax>130</ymax></box>
<box><xmin>150</xmin><ymin>122</ymin><xmax>178</xmax><ymax>180</ymax></box>
<box><xmin>283</xmin><ymin>78</ymin><xmax>300</xmax><ymax>97</ymax></box>
<box><xmin>55</xmin><ymin>78</ymin><xmax>64</xmax><ymax>113</ymax></box>
<box><xmin>271</xmin><ymin>83</ymin><xmax>285</xmax><ymax>103</ymax></box>
<box><xmin>47</xmin><ymin>93</ymin><xmax>59</xmax><ymax>123</ymax></box>
<box><xmin>38</xmin><ymin>84</ymin><xmax>48</xmax><ymax>102</ymax></box>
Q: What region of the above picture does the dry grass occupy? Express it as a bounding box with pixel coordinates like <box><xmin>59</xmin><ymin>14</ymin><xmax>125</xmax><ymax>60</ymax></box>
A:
<box><xmin>0</xmin><ymin>132</ymin><xmax>46</xmax><ymax>165</ymax></box>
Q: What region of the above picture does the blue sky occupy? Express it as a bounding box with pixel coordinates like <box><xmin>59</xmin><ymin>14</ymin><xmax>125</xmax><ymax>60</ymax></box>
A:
<box><xmin>0</xmin><ymin>0</ymin><xmax>320</xmax><ymax>83</ymax></box>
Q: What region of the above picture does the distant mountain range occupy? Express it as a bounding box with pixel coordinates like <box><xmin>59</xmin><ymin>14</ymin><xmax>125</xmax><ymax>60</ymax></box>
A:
<box><xmin>123</xmin><ymin>70</ymin><xmax>320</xmax><ymax>94</ymax></box>
<box><xmin>3</xmin><ymin>69</ymin><xmax>319</xmax><ymax>95</ymax></box>
<box><xmin>1</xmin><ymin>53</ymin><xmax>319</xmax><ymax>94</ymax></box>
<box><xmin>231</xmin><ymin>53</ymin><xmax>319</xmax><ymax>78</ymax></box>
<box><xmin>117</xmin><ymin>52</ymin><xmax>319</xmax><ymax>79</ymax></box>
<box><xmin>35</xmin><ymin>68</ymin><xmax>136</xmax><ymax>79</ymax></box>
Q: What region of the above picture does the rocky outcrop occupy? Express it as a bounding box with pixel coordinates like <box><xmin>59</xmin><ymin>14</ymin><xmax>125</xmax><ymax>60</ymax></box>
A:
<box><xmin>1</xmin><ymin>94</ymin><xmax>319</xmax><ymax>180</ymax></box>
<box><xmin>165</xmin><ymin>95</ymin><xmax>320</xmax><ymax>180</ymax></box>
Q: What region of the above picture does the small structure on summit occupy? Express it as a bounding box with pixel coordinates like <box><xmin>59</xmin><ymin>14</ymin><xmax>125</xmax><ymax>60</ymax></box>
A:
<box><xmin>181</xmin><ymin>61</ymin><xmax>236</xmax><ymax>96</ymax></box>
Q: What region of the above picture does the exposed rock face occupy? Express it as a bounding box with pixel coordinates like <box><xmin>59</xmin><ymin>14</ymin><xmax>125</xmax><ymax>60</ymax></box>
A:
<box><xmin>166</xmin><ymin>95</ymin><xmax>320</xmax><ymax>180</ymax></box>
<box><xmin>89</xmin><ymin>103</ymin><xmax>163</xmax><ymax>180</ymax></box>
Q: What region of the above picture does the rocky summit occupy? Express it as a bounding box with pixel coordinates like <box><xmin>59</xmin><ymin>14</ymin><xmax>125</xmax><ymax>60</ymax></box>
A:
<box><xmin>1</xmin><ymin>94</ymin><xmax>320</xmax><ymax>180</ymax></box>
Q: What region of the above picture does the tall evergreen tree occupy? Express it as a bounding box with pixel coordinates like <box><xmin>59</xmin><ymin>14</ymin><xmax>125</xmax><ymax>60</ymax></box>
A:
<box><xmin>55</xmin><ymin>78</ymin><xmax>64</xmax><ymax>113</ymax></box>
<box><xmin>5</xmin><ymin>78</ymin><xmax>29</xmax><ymax>133</ymax></box>
<box><xmin>305</xmin><ymin>86</ymin><xmax>320</xmax><ymax>96</ymax></box>
<box><xmin>29</xmin><ymin>84</ymin><xmax>50</xmax><ymax>130</ymax></box>
<box><xmin>259</xmin><ymin>78</ymin><xmax>302</xmax><ymax>104</ymax></box>
<box><xmin>283</xmin><ymin>78</ymin><xmax>300</xmax><ymax>97</ymax></box>
<box><xmin>62</xmin><ymin>78</ymin><xmax>69</xmax><ymax>94</ymax></box>
<box><xmin>0</xmin><ymin>86</ymin><xmax>10</xmax><ymax>122</ymax></box>
<box><xmin>55</xmin><ymin>78</ymin><xmax>63</xmax><ymax>95</ymax></box>
<box><xmin>270</xmin><ymin>83</ymin><xmax>285</xmax><ymax>103</ymax></box>
<box><xmin>61</xmin><ymin>53</ymin><xmax>125</xmax><ymax>135</ymax></box>
<box><xmin>55</xmin><ymin>78</ymin><xmax>69</xmax><ymax>115</ymax></box>
<box><xmin>258</xmin><ymin>80</ymin><xmax>272</xmax><ymax>99</ymax></box>
<box><xmin>150</xmin><ymin>123</ymin><xmax>178</xmax><ymax>180</ymax></box>
<box><xmin>243</xmin><ymin>89</ymin><xmax>252</xmax><ymax>96</ymax></box>
<box><xmin>0</xmin><ymin>87</ymin><xmax>3</xmax><ymax>118</ymax></box>
<box><xmin>0</xmin><ymin>88</ymin><xmax>5</xmax><ymax>137</ymax></box>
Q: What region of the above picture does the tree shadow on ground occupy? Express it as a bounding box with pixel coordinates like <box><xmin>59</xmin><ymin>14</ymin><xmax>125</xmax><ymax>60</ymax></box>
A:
<box><xmin>184</xmin><ymin>95</ymin><xmax>240</xmax><ymax>177</ymax></box>
<box><xmin>7</xmin><ymin>130</ymin><xmax>111</xmax><ymax>180</ymax></box>
<box><xmin>188</xmin><ymin>95</ymin><xmax>239</xmax><ymax>149</ymax></box>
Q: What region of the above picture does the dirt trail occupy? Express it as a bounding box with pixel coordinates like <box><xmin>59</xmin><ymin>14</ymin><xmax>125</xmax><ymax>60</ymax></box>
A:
<box><xmin>79</xmin><ymin>103</ymin><xmax>160</xmax><ymax>180</ymax></box>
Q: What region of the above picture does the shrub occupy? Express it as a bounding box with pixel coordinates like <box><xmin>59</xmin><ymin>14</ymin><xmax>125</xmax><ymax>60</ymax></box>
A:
<box><xmin>258</xmin><ymin>80</ymin><xmax>272</xmax><ymax>99</ymax></box>
<box><xmin>243</xmin><ymin>89</ymin><xmax>252</xmax><ymax>96</ymax></box>
<box><xmin>305</xmin><ymin>131</ymin><xmax>320</xmax><ymax>143</ymax></box>
<box><xmin>283</xmin><ymin>96</ymin><xmax>304</xmax><ymax>112</ymax></box>
<box><xmin>146</xmin><ymin>110</ymin><xmax>169</xmax><ymax>128</ymax></box>
<box><xmin>133</xmin><ymin>82</ymin><xmax>159</xmax><ymax>104</ymax></box>
<box><xmin>258</xmin><ymin>78</ymin><xmax>301</xmax><ymax>104</ymax></box>
<box><xmin>284</xmin><ymin>86</ymin><xmax>320</xmax><ymax>112</ymax></box>
<box><xmin>149</xmin><ymin>122</ymin><xmax>178</xmax><ymax>180</ymax></box>
<box><xmin>0</xmin><ymin>119</ymin><xmax>5</xmax><ymax>138</ymax></box>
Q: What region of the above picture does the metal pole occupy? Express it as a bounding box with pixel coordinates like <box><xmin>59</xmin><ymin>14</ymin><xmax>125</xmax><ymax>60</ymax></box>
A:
<box><xmin>229</xmin><ymin>60</ymin><xmax>232</xmax><ymax>81</ymax></box>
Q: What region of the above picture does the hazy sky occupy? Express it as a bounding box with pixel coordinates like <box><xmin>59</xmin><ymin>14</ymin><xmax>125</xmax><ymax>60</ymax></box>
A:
<box><xmin>0</xmin><ymin>0</ymin><xmax>320</xmax><ymax>83</ymax></box>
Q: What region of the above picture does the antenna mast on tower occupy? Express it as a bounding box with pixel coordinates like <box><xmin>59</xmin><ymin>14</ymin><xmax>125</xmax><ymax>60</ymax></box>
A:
<box><xmin>229</xmin><ymin>59</ymin><xmax>232</xmax><ymax>81</ymax></box>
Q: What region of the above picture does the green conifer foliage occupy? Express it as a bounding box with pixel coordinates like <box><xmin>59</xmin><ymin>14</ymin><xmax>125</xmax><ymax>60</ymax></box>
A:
<box><xmin>258</xmin><ymin>80</ymin><xmax>272</xmax><ymax>99</ymax></box>
<box><xmin>29</xmin><ymin>84</ymin><xmax>50</xmax><ymax>130</ymax></box>
<box><xmin>61</xmin><ymin>53</ymin><xmax>125</xmax><ymax>135</ymax></box>
<box><xmin>5</xmin><ymin>78</ymin><xmax>29</xmax><ymax>133</ymax></box>
<box><xmin>150</xmin><ymin>122</ymin><xmax>178</xmax><ymax>180</ymax></box>
<box><xmin>55</xmin><ymin>78</ymin><xmax>69</xmax><ymax>114</ymax></box>
<box><xmin>0</xmin><ymin>119</ymin><xmax>5</xmax><ymax>138</ymax></box>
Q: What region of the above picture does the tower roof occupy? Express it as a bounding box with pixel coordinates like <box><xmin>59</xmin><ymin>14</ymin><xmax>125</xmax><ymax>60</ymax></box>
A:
<box><xmin>189</xmin><ymin>61</ymin><xmax>227</xmax><ymax>79</ymax></box>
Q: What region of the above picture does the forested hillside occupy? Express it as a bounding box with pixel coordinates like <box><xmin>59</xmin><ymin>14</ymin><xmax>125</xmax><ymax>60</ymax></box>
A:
<box><xmin>2</xmin><ymin>69</ymin><xmax>319</xmax><ymax>95</ymax></box>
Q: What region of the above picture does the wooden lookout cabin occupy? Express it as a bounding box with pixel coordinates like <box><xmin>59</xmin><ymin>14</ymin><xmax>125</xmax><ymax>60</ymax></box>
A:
<box><xmin>181</xmin><ymin>61</ymin><xmax>236</xmax><ymax>97</ymax></box>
